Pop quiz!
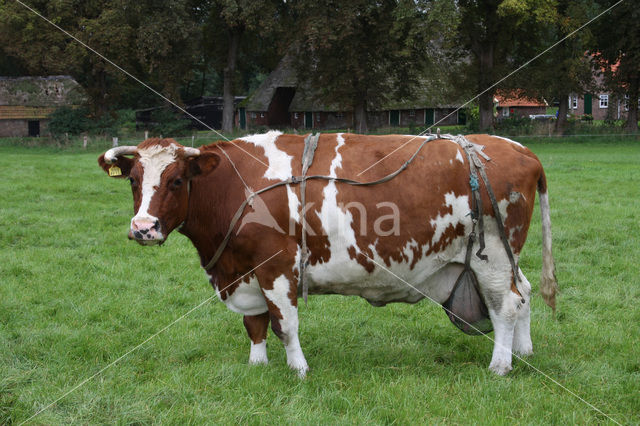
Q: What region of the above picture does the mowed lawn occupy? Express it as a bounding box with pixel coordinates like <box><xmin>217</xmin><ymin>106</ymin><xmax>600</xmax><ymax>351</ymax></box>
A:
<box><xmin>1</xmin><ymin>136</ymin><xmax>639</xmax><ymax>424</ymax></box>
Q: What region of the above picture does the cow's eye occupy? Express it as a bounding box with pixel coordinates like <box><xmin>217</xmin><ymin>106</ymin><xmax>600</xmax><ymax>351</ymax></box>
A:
<box><xmin>173</xmin><ymin>178</ymin><xmax>183</xmax><ymax>187</ymax></box>
<box><xmin>128</xmin><ymin>177</ymin><xmax>136</xmax><ymax>186</ymax></box>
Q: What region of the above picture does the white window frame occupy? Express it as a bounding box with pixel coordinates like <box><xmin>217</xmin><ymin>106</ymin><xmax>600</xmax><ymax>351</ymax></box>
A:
<box><xmin>572</xmin><ymin>96</ymin><xmax>578</xmax><ymax>109</ymax></box>
<box><xmin>624</xmin><ymin>95</ymin><xmax>630</xmax><ymax>111</ymax></box>
<box><xmin>599</xmin><ymin>94</ymin><xmax>609</xmax><ymax>109</ymax></box>
<box><xmin>502</xmin><ymin>108</ymin><xmax>509</xmax><ymax>117</ymax></box>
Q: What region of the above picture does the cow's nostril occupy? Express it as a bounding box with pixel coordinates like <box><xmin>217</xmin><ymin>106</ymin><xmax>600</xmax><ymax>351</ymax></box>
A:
<box><xmin>134</xmin><ymin>231</ymin><xmax>143</xmax><ymax>239</ymax></box>
<box><xmin>140</xmin><ymin>229</ymin><xmax>148</xmax><ymax>235</ymax></box>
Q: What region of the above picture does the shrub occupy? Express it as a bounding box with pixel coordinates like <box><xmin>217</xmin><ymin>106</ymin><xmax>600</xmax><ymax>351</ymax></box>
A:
<box><xmin>494</xmin><ymin>115</ymin><xmax>534</xmax><ymax>134</ymax></box>
<box><xmin>148</xmin><ymin>108</ymin><xmax>191</xmax><ymax>137</ymax></box>
<box><xmin>48</xmin><ymin>107</ymin><xmax>91</xmax><ymax>137</ymax></box>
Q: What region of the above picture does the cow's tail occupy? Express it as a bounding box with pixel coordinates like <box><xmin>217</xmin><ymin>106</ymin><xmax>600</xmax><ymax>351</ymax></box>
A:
<box><xmin>537</xmin><ymin>170</ymin><xmax>558</xmax><ymax>312</ymax></box>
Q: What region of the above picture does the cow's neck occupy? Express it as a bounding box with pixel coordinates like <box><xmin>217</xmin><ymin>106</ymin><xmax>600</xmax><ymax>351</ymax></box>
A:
<box><xmin>179</xmin><ymin>143</ymin><xmax>249</xmax><ymax>271</ymax></box>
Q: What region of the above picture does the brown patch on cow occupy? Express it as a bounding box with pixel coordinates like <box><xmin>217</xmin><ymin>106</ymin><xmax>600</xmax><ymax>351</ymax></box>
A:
<box><xmin>510</xmin><ymin>275</ymin><xmax>523</xmax><ymax>297</ymax></box>
<box><xmin>243</xmin><ymin>312</ymin><xmax>270</xmax><ymax>344</ymax></box>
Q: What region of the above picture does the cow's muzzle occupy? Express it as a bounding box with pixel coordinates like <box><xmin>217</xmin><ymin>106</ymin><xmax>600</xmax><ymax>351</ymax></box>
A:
<box><xmin>129</xmin><ymin>218</ymin><xmax>164</xmax><ymax>245</ymax></box>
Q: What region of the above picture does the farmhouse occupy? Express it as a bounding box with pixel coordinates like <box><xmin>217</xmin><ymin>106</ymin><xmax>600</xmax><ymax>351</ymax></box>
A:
<box><xmin>494</xmin><ymin>91</ymin><xmax>547</xmax><ymax>119</ymax></box>
<box><xmin>0</xmin><ymin>76</ymin><xmax>86</xmax><ymax>137</ymax></box>
<box><xmin>242</xmin><ymin>55</ymin><xmax>465</xmax><ymax>130</ymax></box>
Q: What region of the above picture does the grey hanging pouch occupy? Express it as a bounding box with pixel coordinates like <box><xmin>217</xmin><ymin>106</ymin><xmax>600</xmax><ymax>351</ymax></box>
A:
<box><xmin>442</xmin><ymin>234</ymin><xmax>493</xmax><ymax>335</ymax></box>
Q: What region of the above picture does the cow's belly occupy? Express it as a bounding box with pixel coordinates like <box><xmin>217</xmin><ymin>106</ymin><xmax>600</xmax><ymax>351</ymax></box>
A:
<box><xmin>306</xmin><ymin>248</ymin><xmax>465</xmax><ymax>306</ymax></box>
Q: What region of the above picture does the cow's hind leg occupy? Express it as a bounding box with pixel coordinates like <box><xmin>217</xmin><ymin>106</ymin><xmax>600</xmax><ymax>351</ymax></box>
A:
<box><xmin>262</xmin><ymin>275</ymin><xmax>309</xmax><ymax>377</ymax></box>
<box><xmin>243</xmin><ymin>312</ymin><xmax>270</xmax><ymax>365</ymax></box>
<box><xmin>481</xmin><ymin>271</ymin><xmax>524</xmax><ymax>376</ymax></box>
<box><xmin>512</xmin><ymin>269</ymin><xmax>533</xmax><ymax>356</ymax></box>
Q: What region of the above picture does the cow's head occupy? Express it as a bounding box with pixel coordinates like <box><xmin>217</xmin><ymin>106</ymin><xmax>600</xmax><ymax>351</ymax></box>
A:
<box><xmin>98</xmin><ymin>138</ymin><xmax>219</xmax><ymax>245</ymax></box>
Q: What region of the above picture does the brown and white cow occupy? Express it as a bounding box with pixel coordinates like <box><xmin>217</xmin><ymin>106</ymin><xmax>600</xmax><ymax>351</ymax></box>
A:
<box><xmin>98</xmin><ymin>131</ymin><xmax>557</xmax><ymax>376</ymax></box>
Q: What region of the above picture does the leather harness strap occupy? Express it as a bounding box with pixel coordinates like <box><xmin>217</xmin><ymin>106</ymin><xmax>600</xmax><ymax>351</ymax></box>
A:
<box><xmin>456</xmin><ymin>137</ymin><xmax>521</xmax><ymax>284</ymax></box>
<box><xmin>298</xmin><ymin>133</ymin><xmax>320</xmax><ymax>303</ymax></box>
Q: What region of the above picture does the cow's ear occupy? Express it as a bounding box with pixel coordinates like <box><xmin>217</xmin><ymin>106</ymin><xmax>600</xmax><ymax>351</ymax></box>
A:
<box><xmin>187</xmin><ymin>152</ymin><xmax>220</xmax><ymax>178</ymax></box>
<box><xmin>98</xmin><ymin>154</ymin><xmax>134</xmax><ymax>178</ymax></box>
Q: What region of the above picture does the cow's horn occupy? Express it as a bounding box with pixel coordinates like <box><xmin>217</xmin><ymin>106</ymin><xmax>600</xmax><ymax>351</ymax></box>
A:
<box><xmin>104</xmin><ymin>146</ymin><xmax>138</xmax><ymax>164</ymax></box>
<box><xmin>182</xmin><ymin>147</ymin><xmax>201</xmax><ymax>157</ymax></box>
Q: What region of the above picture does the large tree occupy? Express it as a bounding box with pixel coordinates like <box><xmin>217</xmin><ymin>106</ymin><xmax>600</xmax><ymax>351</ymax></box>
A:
<box><xmin>0</xmin><ymin>0</ymin><xmax>200</xmax><ymax>116</ymax></box>
<box><xmin>200</xmin><ymin>0</ymin><xmax>284</xmax><ymax>132</ymax></box>
<box><xmin>510</xmin><ymin>0</ymin><xmax>598</xmax><ymax>133</ymax></box>
<box><xmin>591</xmin><ymin>0</ymin><xmax>640</xmax><ymax>131</ymax></box>
<box><xmin>457</xmin><ymin>0</ymin><xmax>556</xmax><ymax>131</ymax></box>
<box><xmin>292</xmin><ymin>0</ymin><xmax>446</xmax><ymax>133</ymax></box>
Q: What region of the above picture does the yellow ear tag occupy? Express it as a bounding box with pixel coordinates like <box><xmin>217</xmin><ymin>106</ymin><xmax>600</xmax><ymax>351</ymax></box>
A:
<box><xmin>108</xmin><ymin>165</ymin><xmax>122</xmax><ymax>177</ymax></box>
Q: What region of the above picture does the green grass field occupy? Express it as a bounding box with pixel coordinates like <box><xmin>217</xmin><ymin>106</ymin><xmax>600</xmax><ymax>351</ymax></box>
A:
<box><xmin>1</xmin><ymin>135</ymin><xmax>639</xmax><ymax>424</ymax></box>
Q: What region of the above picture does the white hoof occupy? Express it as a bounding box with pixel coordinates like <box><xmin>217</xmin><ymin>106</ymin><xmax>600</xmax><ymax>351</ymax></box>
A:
<box><xmin>513</xmin><ymin>343</ymin><xmax>533</xmax><ymax>357</ymax></box>
<box><xmin>288</xmin><ymin>360</ymin><xmax>309</xmax><ymax>378</ymax></box>
<box><xmin>489</xmin><ymin>360</ymin><xmax>513</xmax><ymax>376</ymax></box>
<box><xmin>249</xmin><ymin>341</ymin><xmax>268</xmax><ymax>365</ymax></box>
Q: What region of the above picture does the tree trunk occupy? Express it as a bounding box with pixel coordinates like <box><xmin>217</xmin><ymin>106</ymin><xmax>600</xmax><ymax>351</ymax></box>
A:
<box><xmin>354</xmin><ymin>98</ymin><xmax>368</xmax><ymax>134</ymax></box>
<box><xmin>555</xmin><ymin>93</ymin><xmax>569</xmax><ymax>134</ymax></box>
<box><xmin>477</xmin><ymin>42</ymin><xmax>495</xmax><ymax>131</ymax></box>
<box><xmin>222</xmin><ymin>30</ymin><xmax>240</xmax><ymax>133</ymax></box>
<box><xmin>625</xmin><ymin>74</ymin><xmax>639</xmax><ymax>132</ymax></box>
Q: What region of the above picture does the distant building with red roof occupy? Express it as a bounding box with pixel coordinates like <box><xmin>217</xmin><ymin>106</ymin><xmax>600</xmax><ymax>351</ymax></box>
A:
<box><xmin>494</xmin><ymin>91</ymin><xmax>547</xmax><ymax>120</ymax></box>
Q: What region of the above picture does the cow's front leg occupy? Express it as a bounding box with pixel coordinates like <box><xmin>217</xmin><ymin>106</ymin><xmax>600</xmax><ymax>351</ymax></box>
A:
<box><xmin>262</xmin><ymin>275</ymin><xmax>309</xmax><ymax>377</ymax></box>
<box><xmin>243</xmin><ymin>312</ymin><xmax>270</xmax><ymax>365</ymax></box>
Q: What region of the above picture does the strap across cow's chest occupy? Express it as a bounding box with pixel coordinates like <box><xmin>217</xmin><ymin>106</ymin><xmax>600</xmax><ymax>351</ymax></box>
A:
<box><xmin>202</xmin><ymin>133</ymin><xmax>522</xmax><ymax>301</ymax></box>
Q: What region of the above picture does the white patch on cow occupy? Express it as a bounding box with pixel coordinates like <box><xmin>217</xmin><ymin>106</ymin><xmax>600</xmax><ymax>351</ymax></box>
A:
<box><xmin>240</xmin><ymin>131</ymin><xmax>290</xmax><ymax>180</ymax></box>
<box><xmin>330</xmin><ymin>133</ymin><xmax>345</xmax><ymax>177</ymax></box>
<box><xmin>133</xmin><ymin>144</ymin><xmax>179</xmax><ymax>227</ymax></box>
<box><xmin>455</xmin><ymin>149</ymin><xmax>464</xmax><ymax>164</ymax></box>
<box><xmin>249</xmin><ymin>340</ymin><xmax>268</xmax><ymax>365</ymax></box>
<box><xmin>287</xmin><ymin>184</ymin><xmax>300</xmax><ymax>223</ymax></box>
<box><xmin>429</xmin><ymin>192</ymin><xmax>471</xmax><ymax>245</ymax></box>
<box><xmin>262</xmin><ymin>274</ymin><xmax>308</xmax><ymax>376</ymax></box>
<box><xmin>310</xmin><ymin>133</ymin><xmax>369</xmax><ymax>284</ymax></box>
<box><xmin>219</xmin><ymin>276</ymin><xmax>268</xmax><ymax>316</ymax></box>
<box><xmin>492</xmin><ymin>135</ymin><xmax>525</xmax><ymax>148</ymax></box>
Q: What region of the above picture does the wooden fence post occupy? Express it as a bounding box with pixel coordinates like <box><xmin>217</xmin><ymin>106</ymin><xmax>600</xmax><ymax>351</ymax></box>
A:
<box><xmin>144</xmin><ymin>130</ymin><xmax>149</xmax><ymax>140</ymax></box>
<box><xmin>112</xmin><ymin>137</ymin><xmax>118</xmax><ymax>147</ymax></box>
<box><xmin>83</xmin><ymin>135</ymin><xmax>88</xmax><ymax>149</ymax></box>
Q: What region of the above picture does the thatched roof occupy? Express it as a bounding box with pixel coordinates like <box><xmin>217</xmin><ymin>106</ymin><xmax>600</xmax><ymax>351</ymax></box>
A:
<box><xmin>0</xmin><ymin>76</ymin><xmax>86</xmax><ymax>107</ymax></box>
<box><xmin>242</xmin><ymin>56</ymin><xmax>298</xmax><ymax>111</ymax></box>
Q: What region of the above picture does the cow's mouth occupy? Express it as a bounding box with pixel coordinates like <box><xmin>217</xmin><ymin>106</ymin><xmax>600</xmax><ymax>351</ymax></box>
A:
<box><xmin>128</xmin><ymin>228</ymin><xmax>165</xmax><ymax>246</ymax></box>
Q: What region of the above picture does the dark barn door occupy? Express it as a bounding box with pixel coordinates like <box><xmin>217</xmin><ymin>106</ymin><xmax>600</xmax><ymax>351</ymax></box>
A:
<box><xmin>389</xmin><ymin>110</ymin><xmax>400</xmax><ymax>126</ymax></box>
<box><xmin>425</xmin><ymin>108</ymin><xmax>435</xmax><ymax>126</ymax></box>
<box><xmin>267</xmin><ymin>87</ymin><xmax>296</xmax><ymax>127</ymax></box>
<box><xmin>28</xmin><ymin>120</ymin><xmax>40</xmax><ymax>137</ymax></box>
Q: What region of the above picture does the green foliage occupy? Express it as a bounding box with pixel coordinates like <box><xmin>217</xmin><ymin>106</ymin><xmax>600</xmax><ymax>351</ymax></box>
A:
<box><xmin>148</xmin><ymin>108</ymin><xmax>191</xmax><ymax>137</ymax></box>
<box><xmin>48</xmin><ymin>107</ymin><xmax>92</xmax><ymax>137</ymax></box>
<box><xmin>293</xmin><ymin>0</ymin><xmax>446</xmax><ymax>132</ymax></box>
<box><xmin>1</xmin><ymin>137</ymin><xmax>639</xmax><ymax>423</ymax></box>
